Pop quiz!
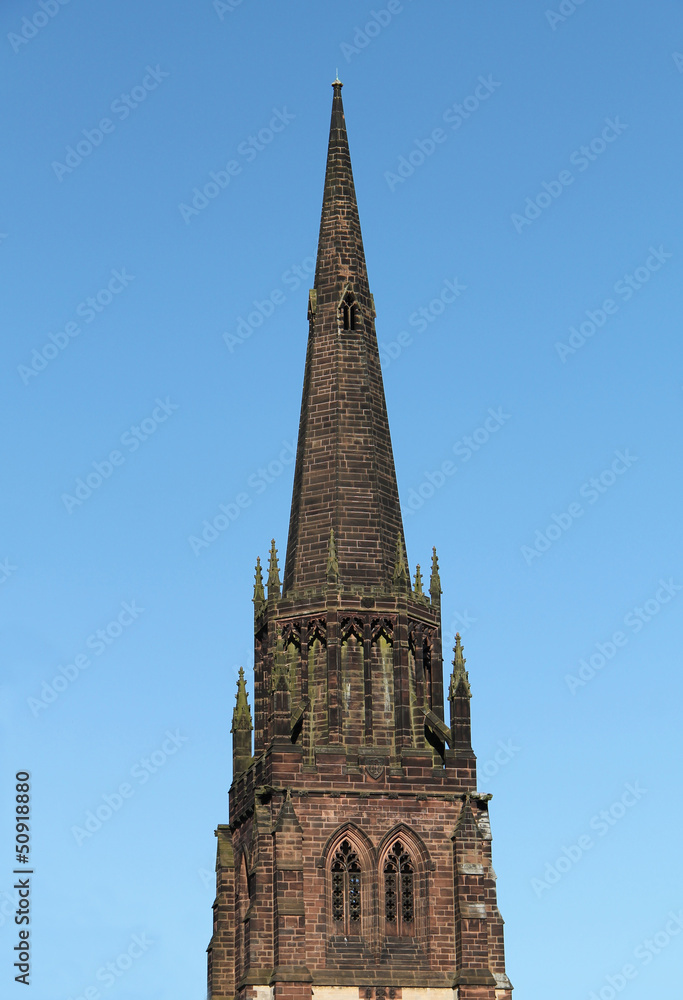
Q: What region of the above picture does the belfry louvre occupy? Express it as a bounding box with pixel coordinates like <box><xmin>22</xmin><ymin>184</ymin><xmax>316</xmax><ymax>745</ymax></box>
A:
<box><xmin>207</xmin><ymin>80</ymin><xmax>514</xmax><ymax>1000</ymax></box>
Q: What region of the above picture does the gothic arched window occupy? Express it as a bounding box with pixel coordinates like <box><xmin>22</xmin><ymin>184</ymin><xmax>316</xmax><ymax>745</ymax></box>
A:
<box><xmin>331</xmin><ymin>839</ymin><xmax>362</xmax><ymax>933</ymax></box>
<box><xmin>341</xmin><ymin>295</ymin><xmax>357</xmax><ymax>330</ymax></box>
<box><xmin>383</xmin><ymin>841</ymin><xmax>414</xmax><ymax>935</ymax></box>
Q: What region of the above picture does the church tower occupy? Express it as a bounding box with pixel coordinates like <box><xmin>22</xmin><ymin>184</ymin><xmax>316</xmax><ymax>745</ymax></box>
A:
<box><xmin>207</xmin><ymin>80</ymin><xmax>514</xmax><ymax>1000</ymax></box>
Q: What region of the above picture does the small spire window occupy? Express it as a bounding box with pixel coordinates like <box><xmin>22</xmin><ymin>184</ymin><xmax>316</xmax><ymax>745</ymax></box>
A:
<box><xmin>341</xmin><ymin>295</ymin><xmax>358</xmax><ymax>330</ymax></box>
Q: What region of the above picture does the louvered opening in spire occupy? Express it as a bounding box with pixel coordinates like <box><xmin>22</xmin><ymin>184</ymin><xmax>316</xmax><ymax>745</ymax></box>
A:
<box><xmin>283</xmin><ymin>81</ymin><xmax>406</xmax><ymax>596</ymax></box>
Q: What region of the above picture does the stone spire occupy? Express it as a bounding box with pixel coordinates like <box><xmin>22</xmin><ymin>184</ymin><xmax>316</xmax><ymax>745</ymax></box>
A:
<box><xmin>253</xmin><ymin>556</ymin><xmax>265</xmax><ymax>612</ymax></box>
<box><xmin>231</xmin><ymin>667</ymin><xmax>253</xmax><ymax>775</ymax></box>
<box><xmin>313</xmin><ymin>78</ymin><xmax>369</xmax><ymax>296</ymax></box>
<box><xmin>430</xmin><ymin>546</ymin><xmax>442</xmax><ymax>605</ymax></box>
<box><xmin>449</xmin><ymin>634</ymin><xmax>471</xmax><ymax>699</ymax></box>
<box><xmin>449</xmin><ymin>634</ymin><xmax>473</xmax><ymax>754</ymax></box>
<box><xmin>282</xmin><ymin>79</ymin><xmax>406</xmax><ymax>595</ymax></box>
<box><xmin>267</xmin><ymin>539</ymin><xmax>281</xmax><ymax>600</ymax></box>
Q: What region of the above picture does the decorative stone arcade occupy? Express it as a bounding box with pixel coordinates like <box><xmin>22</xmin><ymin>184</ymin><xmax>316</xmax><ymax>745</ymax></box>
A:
<box><xmin>207</xmin><ymin>81</ymin><xmax>514</xmax><ymax>1000</ymax></box>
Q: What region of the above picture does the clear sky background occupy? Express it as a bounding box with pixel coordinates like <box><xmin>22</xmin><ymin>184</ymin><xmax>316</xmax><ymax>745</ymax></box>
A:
<box><xmin>1</xmin><ymin>1</ymin><xmax>682</xmax><ymax>998</ymax></box>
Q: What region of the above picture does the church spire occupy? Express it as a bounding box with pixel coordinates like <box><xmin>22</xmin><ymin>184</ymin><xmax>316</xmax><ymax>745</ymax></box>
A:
<box><xmin>282</xmin><ymin>81</ymin><xmax>406</xmax><ymax>595</ymax></box>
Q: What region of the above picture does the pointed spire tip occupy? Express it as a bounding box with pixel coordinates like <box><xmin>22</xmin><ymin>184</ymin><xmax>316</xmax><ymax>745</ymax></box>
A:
<box><xmin>449</xmin><ymin>632</ymin><xmax>471</xmax><ymax>699</ymax></box>
<box><xmin>267</xmin><ymin>539</ymin><xmax>281</xmax><ymax>599</ymax></box>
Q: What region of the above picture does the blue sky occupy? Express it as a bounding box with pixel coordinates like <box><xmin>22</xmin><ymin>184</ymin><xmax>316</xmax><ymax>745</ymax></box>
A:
<box><xmin>1</xmin><ymin>1</ymin><xmax>682</xmax><ymax>998</ymax></box>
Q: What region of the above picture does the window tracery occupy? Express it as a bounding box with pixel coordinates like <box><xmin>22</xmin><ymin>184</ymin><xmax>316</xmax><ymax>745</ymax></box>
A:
<box><xmin>331</xmin><ymin>839</ymin><xmax>362</xmax><ymax>932</ymax></box>
<box><xmin>383</xmin><ymin>841</ymin><xmax>414</xmax><ymax>934</ymax></box>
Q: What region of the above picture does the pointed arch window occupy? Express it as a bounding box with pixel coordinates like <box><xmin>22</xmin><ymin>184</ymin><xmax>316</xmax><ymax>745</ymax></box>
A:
<box><xmin>384</xmin><ymin>841</ymin><xmax>414</xmax><ymax>935</ymax></box>
<box><xmin>340</xmin><ymin>294</ymin><xmax>358</xmax><ymax>330</ymax></box>
<box><xmin>331</xmin><ymin>839</ymin><xmax>362</xmax><ymax>933</ymax></box>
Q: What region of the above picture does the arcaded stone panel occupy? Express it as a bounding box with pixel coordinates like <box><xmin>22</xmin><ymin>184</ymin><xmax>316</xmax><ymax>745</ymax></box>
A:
<box><xmin>370</xmin><ymin>638</ymin><xmax>395</xmax><ymax>751</ymax></box>
<box><xmin>393</xmin><ymin>610</ymin><xmax>412</xmax><ymax>747</ymax></box>
<box><xmin>327</xmin><ymin>611</ymin><xmax>342</xmax><ymax>743</ymax></box>
<box><xmin>429</xmin><ymin>630</ymin><xmax>445</xmax><ymax>722</ymax></box>
<box><xmin>307</xmin><ymin>638</ymin><xmax>327</xmax><ymax>760</ymax></box>
<box><xmin>341</xmin><ymin>636</ymin><xmax>365</xmax><ymax>746</ymax></box>
<box><xmin>255</xmin><ymin>599</ymin><xmax>439</xmax><ymax>756</ymax></box>
<box><xmin>253</xmin><ymin>627</ymin><xmax>266</xmax><ymax>755</ymax></box>
<box><xmin>282</xmin><ymin>84</ymin><xmax>405</xmax><ymax>596</ymax></box>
